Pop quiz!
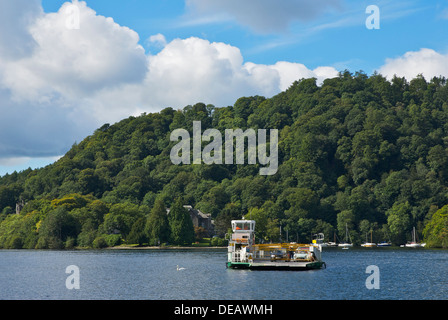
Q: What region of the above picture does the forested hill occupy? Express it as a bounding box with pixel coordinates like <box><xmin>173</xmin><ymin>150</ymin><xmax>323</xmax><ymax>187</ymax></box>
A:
<box><xmin>1</xmin><ymin>71</ymin><xmax>448</xmax><ymax>249</ymax></box>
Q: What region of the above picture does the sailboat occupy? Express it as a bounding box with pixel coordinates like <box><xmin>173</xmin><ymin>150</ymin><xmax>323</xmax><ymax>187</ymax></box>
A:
<box><xmin>361</xmin><ymin>230</ymin><xmax>376</xmax><ymax>247</ymax></box>
<box><xmin>377</xmin><ymin>231</ymin><xmax>392</xmax><ymax>247</ymax></box>
<box><xmin>338</xmin><ymin>223</ymin><xmax>353</xmax><ymax>248</ymax></box>
<box><xmin>325</xmin><ymin>232</ymin><xmax>338</xmax><ymax>247</ymax></box>
<box><xmin>377</xmin><ymin>241</ymin><xmax>391</xmax><ymax>247</ymax></box>
<box><xmin>405</xmin><ymin>227</ymin><xmax>426</xmax><ymax>248</ymax></box>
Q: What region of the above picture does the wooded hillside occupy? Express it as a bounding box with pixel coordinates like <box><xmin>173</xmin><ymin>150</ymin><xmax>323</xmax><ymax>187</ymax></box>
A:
<box><xmin>1</xmin><ymin>71</ymin><xmax>447</xmax><ymax>248</ymax></box>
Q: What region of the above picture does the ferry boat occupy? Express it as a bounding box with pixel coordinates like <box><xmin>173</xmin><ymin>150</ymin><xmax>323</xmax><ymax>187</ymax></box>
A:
<box><xmin>226</xmin><ymin>220</ymin><xmax>326</xmax><ymax>270</ymax></box>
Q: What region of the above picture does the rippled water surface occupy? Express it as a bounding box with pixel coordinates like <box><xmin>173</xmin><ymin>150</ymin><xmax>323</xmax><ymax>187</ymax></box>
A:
<box><xmin>0</xmin><ymin>247</ymin><xmax>446</xmax><ymax>300</ymax></box>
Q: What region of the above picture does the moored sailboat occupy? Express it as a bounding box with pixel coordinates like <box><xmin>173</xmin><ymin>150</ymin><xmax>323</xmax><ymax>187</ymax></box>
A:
<box><xmin>377</xmin><ymin>241</ymin><xmax>391</xmax><ymax>247</ymax></box>
<box><xmin>325</xmin><ymin>232</ymin><xmax>338</xmax><ymax>247</ymax></box>
<box><xmin>361</xmin><ymin>230</ymin><xmax>376</xmax><ymax>247</ymax></box>
<box><xmin>405</xmin><ymin>227</ymin><xmax>426</xmax><ymax>248</ymax></box>
<box><xmin>338</xmin><ymin>223</ymin><xmax>353</xmax><ymax>248</ymax></box>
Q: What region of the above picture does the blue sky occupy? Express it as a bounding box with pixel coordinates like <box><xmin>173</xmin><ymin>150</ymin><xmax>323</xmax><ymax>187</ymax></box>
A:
<box><xmin>0</xmin><ymin>0</ymin><xmax>448</xmax><ymax>176</ymax></box>
<box><xmin>40</xmin><ymin>0</ymin><xmax>448</xmax><ymax>71</ymax></box>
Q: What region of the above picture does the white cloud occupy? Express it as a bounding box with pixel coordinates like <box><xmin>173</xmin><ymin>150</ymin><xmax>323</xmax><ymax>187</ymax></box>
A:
<box><xmin>0</xmin><ymin>1</ymin><xmax>339</xmax><ymax>169</ymax></box>
<box><xmin>186</xmin><ymin>0</ymin><xmax>342</xmax><ymax>33</ymax></box>
<box><xmin>0</xmin><ymin>0</ymin><xmax>42</xmax><ymax>60</ymax></box>
<box><xmin>267</xmin><ymin>62</ymin><xmax>338</xmax><ymax>90</ymax></box>
<box><xmin>147</xmin><ymin>33</ymin><xmax>167</xmax><ymax>49</ymax></box>
<box><xmin>3</xmin><ymin>1</ymin><xmax>147</xmax><ymax>102</ymax></box>
<box><xmin>145</xmin><ymin>33</ymin><xmax>169</xmax><ymax>57</ymax></box>
<box><xmin>143</xmin><ymin>37</ymin><xmax>339</xmax><ymax>108</ymax></box>
<box><xmin>378</xmin><ymin>48</ymin><xmax>448</xmax><ymax>80</ymax></box>
<box><xmin>145</xmin><ymin>37</ymin><xmax>249</xmax><ymax>107</ymax></box>
<box><xmin>0</xmin><ymin>1</ymin><xmax>147</xmax><ymax>160</ymax></box>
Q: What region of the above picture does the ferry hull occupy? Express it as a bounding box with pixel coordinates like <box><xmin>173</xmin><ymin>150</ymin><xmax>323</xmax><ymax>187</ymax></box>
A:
<box><xmin>227</xmin><ymin>261</ymin><xmax>325</xmax><ymax>271</ymax></box>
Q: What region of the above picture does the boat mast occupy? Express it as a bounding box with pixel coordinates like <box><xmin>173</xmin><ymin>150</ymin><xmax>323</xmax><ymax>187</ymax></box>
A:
<box><xmin>345</xmin><ymin>223</ymin><xmax>350</xmax><ymax>243</ymax></box>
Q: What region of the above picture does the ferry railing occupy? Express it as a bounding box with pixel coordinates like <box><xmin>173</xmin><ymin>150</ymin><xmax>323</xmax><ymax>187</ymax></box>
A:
<box><xmin>251</xmin><ymin>247</ymin><xmax>316</xmax><ymax>262</ymax></box>
<box><xmin>230</xmin><ymin>251</ymin><xmax>253</xmax><ymax>263</ymax></box>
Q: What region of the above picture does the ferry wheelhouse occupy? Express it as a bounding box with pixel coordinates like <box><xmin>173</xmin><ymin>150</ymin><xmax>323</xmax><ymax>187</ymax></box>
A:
<box><xmin>226</xmin><ymin>220</ymin><xmax>326</xmax><ymax>270</ymax></box>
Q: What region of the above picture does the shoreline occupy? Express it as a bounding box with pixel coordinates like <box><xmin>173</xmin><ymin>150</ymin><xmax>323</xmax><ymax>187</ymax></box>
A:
<box><xmin>106</xmin><ymin>245</ymin><xmax>227</xmax><ymax>250</ymax></box>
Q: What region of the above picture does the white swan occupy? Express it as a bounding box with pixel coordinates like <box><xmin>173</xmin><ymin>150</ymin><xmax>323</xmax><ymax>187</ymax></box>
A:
<box><xmin>177</xmin><ymin>265</ymin><xmax>186</xmax><ymax>271</ymax></box>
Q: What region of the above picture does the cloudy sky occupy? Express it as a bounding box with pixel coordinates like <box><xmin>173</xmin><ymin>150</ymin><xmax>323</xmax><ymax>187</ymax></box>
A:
<box><xmin>1</xmin><ymin>0</ymin><xmax>448</xmax><ymax>176</ymax></box>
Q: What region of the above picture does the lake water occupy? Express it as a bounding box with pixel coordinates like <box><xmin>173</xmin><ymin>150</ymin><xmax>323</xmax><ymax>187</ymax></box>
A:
<box><xmin>0</xmin><ymin>247</ymin><xmax>446</xmax><ymax>300</ymax></box>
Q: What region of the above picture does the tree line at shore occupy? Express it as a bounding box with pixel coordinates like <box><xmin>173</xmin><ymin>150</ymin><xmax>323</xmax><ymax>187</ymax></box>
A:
<box><xmin>0</xmin><ymin>71</ymin><xmax>447</xmax><ymax>249</ymax></box>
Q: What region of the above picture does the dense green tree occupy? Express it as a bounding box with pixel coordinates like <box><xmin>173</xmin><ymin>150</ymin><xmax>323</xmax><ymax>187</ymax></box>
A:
<box><xmin>77</xmin><ymin>220</ymin><xmax>97</xmax><ymax>248</ymax></box>
<box><xmin>100</xmin><ymin>203</ymin><xmax>144</xmax><ymax>241</ymax></box>
<box><xmin>127</xmin><ymin>217</ymin><xmax>148</xmax><ymax>245</ymax></box>
<box><xmin>168</xmin><ymin>198</ymin><xmax>194</xmax><ymax>245</ymax></box>
<box><xmin>145</xmin><ymin>198</ymin><xmax>170</xmax><ymax>245</ymax></box>
<box><xmin>214</xmin><ymin>202</ymin><xmax>241</xmax><ymax>237</ymax></box>
<box><xmin>244</xmin><ymin>207</ymin><xmax>268</xmax><ymax>241</ymax></box>
<box><xmin>423</xmin><ymin>205</ymin><xmax>448</xmax><ymax>248</ymax></box>
<box><xmin>337</xmin><ymin>210</ymin><xmax>355</xmax><ymax>241</ymax></box>
<box><xmin>386</xmin><ymin>202</ymin><xmax>412</xmax><ymax>244</ymax></box>
<box><xmin>37</xmin><ymin>206</ymin><xmax>81</xmax><ymax>249</ymax></box>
